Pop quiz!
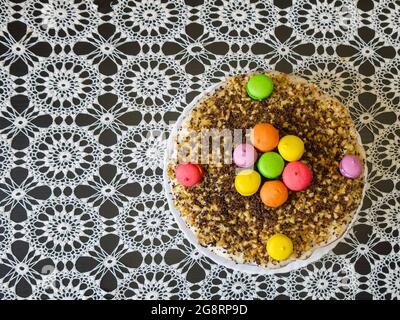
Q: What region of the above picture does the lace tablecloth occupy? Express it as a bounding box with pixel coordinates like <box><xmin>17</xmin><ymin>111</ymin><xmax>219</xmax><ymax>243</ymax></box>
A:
<box><xmin>0</xmin><ymin>0</ymin><xmax>398</xmax><ymax>300</ymax></box>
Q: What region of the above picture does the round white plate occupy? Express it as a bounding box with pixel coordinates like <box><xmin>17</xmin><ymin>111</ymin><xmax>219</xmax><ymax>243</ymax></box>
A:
<box><xmin>163</xmin><ymin>77</ymin><xmax>367</xmax><ymax>274</ymax></box>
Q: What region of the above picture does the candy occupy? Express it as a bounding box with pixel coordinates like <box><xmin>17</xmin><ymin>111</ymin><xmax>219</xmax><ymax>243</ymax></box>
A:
<box><xmin>282</xmin><ymin>161</ymin><xmax>313</xmax><ymax>191</ymax></box>
<box><xmin>233</xmin><ymin>143</ymin><xmax>258</xmax><ymax>168</ymax></box>
<box><xmin>257</xmin><ymin>152</ymin><xmax>284</xmax><ymax>179</ymax></box>
<box><xmin>260</xmin><ymin>180</ymin><xmax>288</xmax><ymax>208</ymax></box>
<box><xmin>278</xmin><ymin>135</ymin><xmax>305</xmax><ymax>162</ymax></box>
<box><xmin>340</xmin><ymin>155</ymin><xmax>363</xmax><ymax>179</ymax></box>
<box><xmin>251</xmin><ymin>123</ymin><xmax>279</xmax><ymax>152</ymax></box>
<box><xmin>234</xmin><ymin>169</ymin><xmax>261</xmax><ymax>196</ymax></box>
<box><xmin>266</xmin><ymin>233</ymin><xmax>293</xmax><ymax>261</ymax></box>
<box><xmin>246</xmin><ymin>73</ymin><xmax>274</xmax><ymax>100</ymax></box>
<box><xmin>176</xmin><ymin>163</ymin><xmax>204</xmax><ymax>187</ymax></box>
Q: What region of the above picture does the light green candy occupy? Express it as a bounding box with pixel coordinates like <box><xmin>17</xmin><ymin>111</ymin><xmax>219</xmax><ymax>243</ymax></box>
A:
<box><xmin>246</xmin><ymin>74</ymin><xmax>274</xmax><ymax>100</ymax></box>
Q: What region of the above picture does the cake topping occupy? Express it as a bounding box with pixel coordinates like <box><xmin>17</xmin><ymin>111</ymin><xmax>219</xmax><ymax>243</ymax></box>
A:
<box><xmin>260</xmin><ymin>180</ymin><xmax>288</xmax><ymax>207</ymax></box>
<box><xmin>176</xmin><ymin>163</ymin><xmax>204</xmax><ymax>187</ymax></box>
<box><xmin>266</xmin><ymin>233</ymin><xmax>293</xmax><ymax>261</ymax></box>
<box><xmin>340</xmin><ymin>155</ymin><xmax>363</xmax><ymax>179</ymax></box>
<box><xmin>251</xmin><ymin>123</ymin><xmax>279</xmax><ymax>152</ymax></box>
<box><xmin>282</xmin><ymin>161</ymin><xmax>313</xmax><ymax>191</ymax></box>
<box><xmin>246</xmin><ymin>73</ymin><xmax>274</xmax><ymax>100</ymax></box>
<box><xmin>278</xmin><ymin>135</ymin><xmax>305</xmax><ymax>162</ymax></box>
<box><xmin>257</xmin><ymin>152</ymin><xmax>285</xmax><ymax>179</ymax></box>
<box><xmin>233</xmin><ymin>143</ymin><xmax>258</xmax><ymax>168</ymax></box>
<box><xmin>234</xmin><ymin>169</ymin><xmax>261</xmax><ymax>196</ymax></box>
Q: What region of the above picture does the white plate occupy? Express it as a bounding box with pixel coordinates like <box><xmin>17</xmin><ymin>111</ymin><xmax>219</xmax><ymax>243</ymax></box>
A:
<box><xmin>163</xmin><ymin>77</ymin><xmax>367</xmax><ymax>274</ymax></box>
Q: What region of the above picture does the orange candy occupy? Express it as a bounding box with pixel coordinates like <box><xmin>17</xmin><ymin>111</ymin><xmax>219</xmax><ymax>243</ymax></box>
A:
<box><xmin>251</xmin><ymin>123</ymin><xmax>279</xmax><ymax>152</ymax></box>
<box><xmin>260</xmin><ymin>180</ymin><xmax>288</xmax><ymax>208</ymax></box>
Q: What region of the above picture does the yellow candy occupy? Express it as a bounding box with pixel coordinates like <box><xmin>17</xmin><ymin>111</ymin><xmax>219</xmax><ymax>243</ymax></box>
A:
<box><xmin>266</xmin><ymin>233</ymin><xmax>293</xmax><ymax>261</ymax></box>
<box><xmin>278</xmin><ymin>135</ymin><xmax>305</xmax><ymax>162</ymax></box>
<box><xmin>234</xmin><ymin>169</ymin><xmax>261</xmax><ymax>196</ymax></box>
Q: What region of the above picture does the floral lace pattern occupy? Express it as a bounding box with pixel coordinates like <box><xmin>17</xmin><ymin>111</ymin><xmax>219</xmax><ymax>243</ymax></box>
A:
<box><xmin>0</xmin><ymin>0</ymin><xmax>398</xmax><ymax>299</ymax></box>
<box><xmin>26</xmin><ymin>196</ymin><xmax>104</xmax><ymax>262</ymax></box>
<box><xmin>26</xmin><ymin>55</ymin><xmax>102</xmax><ymax>115</ymax></box>
<box><xmin>200</xmin><ymin>0</ymin><xmax>277</xmax><ymax>43</ymax></box>
<box><xmin>26</xmin><ymin>126</ymin><xmax>102</xmax><ymax>186</ymax></box>
<box><xmin>289</xmin><ymin>0</ymin><xmax>359</xmax><ymax>47</ymax></box>
<box><xmin>23</xmin><ymin>0</ymin><xmax>100</xmax><ymax>45</ymax></box>
<box><xmin>114</xmin><ymin>0</ymin><xmax>188</xmax><ymax>43</ymax></box>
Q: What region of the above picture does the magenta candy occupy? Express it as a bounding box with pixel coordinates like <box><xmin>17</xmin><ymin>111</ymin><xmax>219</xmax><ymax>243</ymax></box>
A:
<box><xmin>233</xmin><ymin>143</ymin><xmax>258</xmax><ymax>168</ymax></box>
<box><xmin>340</xmin><ymin>155</ymin><xmax>363</xmax><ymax>179</ymax></box>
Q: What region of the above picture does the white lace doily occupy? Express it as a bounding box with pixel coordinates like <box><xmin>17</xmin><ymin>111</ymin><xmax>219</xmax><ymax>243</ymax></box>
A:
<box><xmin>0</xmin><ymin>0</ymin><xmax>398</xmax><ymax>299</ymax></box>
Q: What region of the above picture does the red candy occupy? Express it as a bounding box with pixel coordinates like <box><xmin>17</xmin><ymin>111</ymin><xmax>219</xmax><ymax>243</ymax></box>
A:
<box><xmin>176</xmin><ymin>163</ymin><xmax>204</xmax><ymax>187</ymax></box>
<box><xmin>282</xmin><ymin>161</ymin><xmax>313</xmax><ymax>191</ymax></box>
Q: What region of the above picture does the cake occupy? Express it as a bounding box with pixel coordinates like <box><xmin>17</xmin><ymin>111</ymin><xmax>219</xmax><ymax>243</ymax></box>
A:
<box><xmin>166</xmin><ymin>71</ymin><xmax>365</xmax><ymax>268</ymax></box>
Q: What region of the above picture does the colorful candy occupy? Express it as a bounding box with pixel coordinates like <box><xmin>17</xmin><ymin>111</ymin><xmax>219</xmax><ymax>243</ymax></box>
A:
<box><xmin>257</xmin><ymin>152</ymin><xmax>284</xmax><ymax>179</ymax></box>
<box><xmin>176</xmin><ymin>163</ymin><xmax>204</xmax><ymax>187</ymax></box>
<box><xmin>260</xmin><ymin>180</ymin><xmax>288</xmax><ymax>208</ymax></box>
<box><xmin>340</xmin><ymin>155</ymin><xmax>363</xmax><ymax>179</ymax></box>
<box><xmin>251</xmin><ymin>123</ymin><xmax>279</xmax><ymax>152</ymax></box>
<box><xmin>234</xmin><ymin>169</ymin><xmax>261</xmax><ymax>196</ymax></box>
<box><xmin>233</xmin><ymin>143</ymin><xmax>258</xmax><ymax>168</ymax></box>
<box><xmin>246</xmin><ymin>74</ymin><xmax>274</xmax><ymax>100</ymax></box>
<box><xmin>266</xmin><ymin>233</ymin><xmax>293</xmax><ymax>261</ymax></box>
<box><xmin>278</xmin><ymin>135</ymin><xmax>305</xmax><ymax>162</ymax></box>
<box><xmin>282</xmin><ymin>161</ymin><xmax>313</xmax><ymax>191</ymax></box>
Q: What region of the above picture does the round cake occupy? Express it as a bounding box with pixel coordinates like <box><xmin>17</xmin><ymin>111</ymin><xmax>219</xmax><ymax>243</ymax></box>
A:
<box><xmin>166</xmin><ymin>71</ymin><xmax>365</xmax><ymax>269</ymax></box>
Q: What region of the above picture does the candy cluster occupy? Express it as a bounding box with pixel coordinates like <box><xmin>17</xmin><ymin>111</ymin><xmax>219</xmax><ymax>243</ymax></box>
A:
<box><xmin>174</xmin><ymin>73</ymin><xmax>363</xmax><ymax>262</ymax></box>
<box><xmin>233</xmin><ymin>124</ymin><xmax>313</xmax><ymax>207</ymax></box>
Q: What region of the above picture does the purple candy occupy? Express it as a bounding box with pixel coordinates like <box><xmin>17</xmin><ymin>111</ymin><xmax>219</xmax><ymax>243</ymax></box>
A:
<box><xmin>233</xmin><ymin>143</ymin><xmax>258</xmax><ymax>168</ymax></box>
<box><xmin>340</xmin><ymin>155</ymin><xmax>363</xmax><ymax>179</ymax></box>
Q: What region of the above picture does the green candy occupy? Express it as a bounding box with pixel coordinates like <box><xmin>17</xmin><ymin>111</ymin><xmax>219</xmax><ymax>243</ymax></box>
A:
<box><xmin>246</xmin><ymin>73</ymin><xmax>274</xmax><ymax>100</ymax></box>
<box><xmin>257</xmin><ymin>152</ymin><xmax>284</xmax><ymax>179</ymax></box>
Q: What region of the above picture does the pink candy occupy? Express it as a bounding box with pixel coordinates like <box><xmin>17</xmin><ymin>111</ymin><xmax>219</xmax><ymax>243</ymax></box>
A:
<box><xmin>340</xmin><ymin>155</ymin><xmax>363</xmax><ymax>179</ymax></box>
<box><xmin>176</xmin><ymin>163</ymin><xmax>204</xmax><ymax>187</ymax></box>
<box><xmin>282</xmin><ymin>161</ymin><xmax>313</xmax><ymax>191</ymax></box>
<box><xmin>233</xmin><ymin>144</ymin><xmax>258</xmax><ymax>168</ymax></box>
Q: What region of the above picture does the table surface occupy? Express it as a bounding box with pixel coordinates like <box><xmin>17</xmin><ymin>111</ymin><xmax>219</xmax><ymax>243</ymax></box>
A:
<box><xmin>0</xmin><ymin>0</ymin><xmax>399</xmax><ymax>300</ymax></box>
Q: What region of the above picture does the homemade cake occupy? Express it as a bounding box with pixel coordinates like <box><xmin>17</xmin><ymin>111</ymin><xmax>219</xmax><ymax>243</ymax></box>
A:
<box><xmin>166</xmin><ymin>71</ymin><xmax>365</xmax><ymax>268</ymax></box>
